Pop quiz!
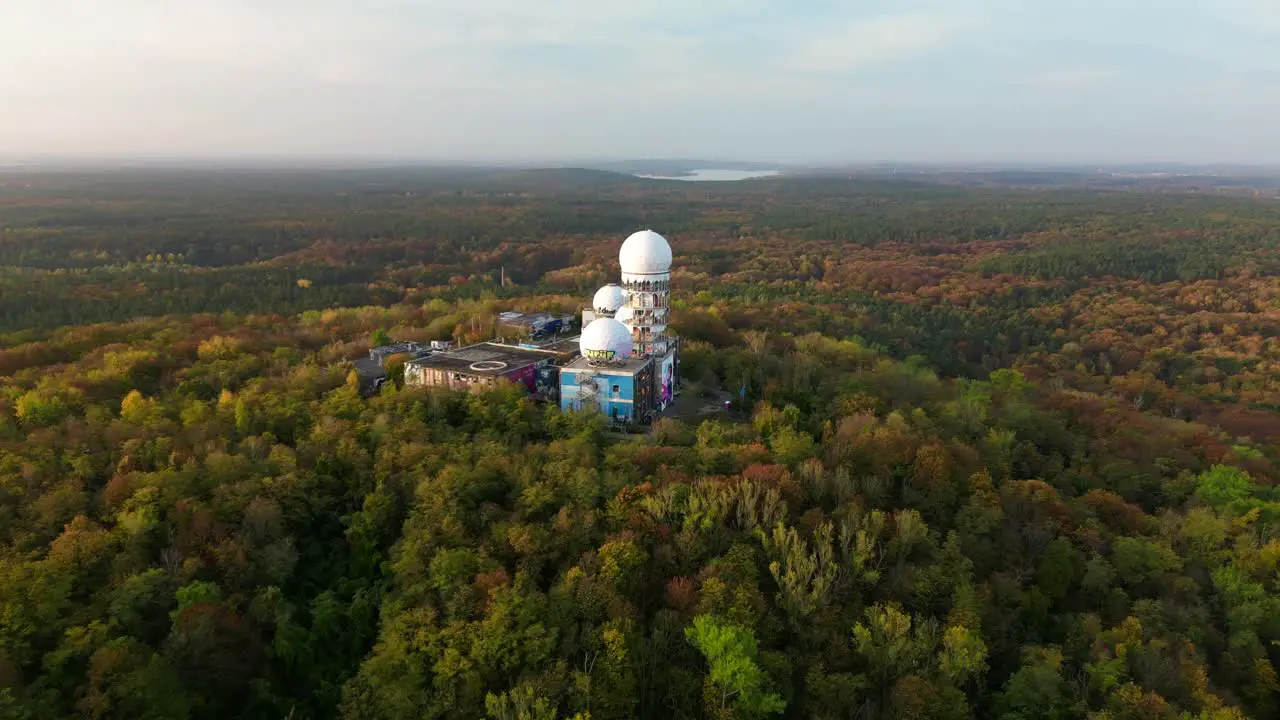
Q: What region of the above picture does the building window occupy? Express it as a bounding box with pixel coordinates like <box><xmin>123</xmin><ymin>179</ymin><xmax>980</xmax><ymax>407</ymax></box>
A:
<box><xmin>612</xmin><ymin>384</ymin><xmax>620</xmax><ymax>398</ymax></box>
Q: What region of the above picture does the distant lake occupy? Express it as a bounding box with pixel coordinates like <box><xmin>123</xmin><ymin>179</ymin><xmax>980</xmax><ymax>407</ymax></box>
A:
<box><xmin>635</xmin><ymin>168</ymin><xmax>781</xmax><ymax>182</ymax></box>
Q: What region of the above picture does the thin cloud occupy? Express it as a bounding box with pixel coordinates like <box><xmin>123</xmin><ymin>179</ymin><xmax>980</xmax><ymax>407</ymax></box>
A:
<box><xmin>783</xmin><ymin>12</ymin><xmax>975</xmax><ymax>74</ymax></box>
<box><xmin>2</xmin><ymin>0</ymin><xmax>1280</xmax><ymax>162</ymax></box>
<box><xmin>1217</xmin><ymin>0</ymin><xmax>1280</xmax><ymax>35</ymax></box>
<box><xmin>1027</xmin><ymin>65</ymin><xmax>1121</xmax><ymax>91</ymax></box>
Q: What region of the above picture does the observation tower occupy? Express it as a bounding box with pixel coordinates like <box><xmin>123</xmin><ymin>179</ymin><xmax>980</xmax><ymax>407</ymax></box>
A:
<box><xmin>619</xmin><ymin>230</ymin><xmax>672</xmax><ymax>357</ymax></box>
<box><xmin>560</xmin><ymin>228</ymin><xmax>681</xmax><ymax>422</ymax></box>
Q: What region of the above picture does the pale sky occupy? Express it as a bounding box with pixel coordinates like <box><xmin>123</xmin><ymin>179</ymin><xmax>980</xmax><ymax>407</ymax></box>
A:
<box><xmin>2</xmin><ymin>0</ymin><xmax>1279</xmax><ymax>164</ymax></box>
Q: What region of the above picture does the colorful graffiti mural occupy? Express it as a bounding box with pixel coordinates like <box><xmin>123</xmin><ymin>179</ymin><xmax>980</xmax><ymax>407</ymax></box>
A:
<box><xmin>535</xmin><ymin>366</ymin><xmax>559</xmax><ymax>399</ymax></box>
<box><xmin>506</xmin><ymin>364</ymin><xmax>537</xmax><ymax>392</ymax></box>
<box><xmin>659</xmin><ymin>354</ymin><xmax>675</xmax><ymax>406</ymax></box>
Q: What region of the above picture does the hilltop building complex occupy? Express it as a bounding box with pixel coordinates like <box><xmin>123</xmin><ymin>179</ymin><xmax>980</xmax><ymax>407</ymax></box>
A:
<box><xmin>559</xmin><ymin>230</ymin><xmax>680</xmax><ymax>424</ymax></box>
<box><xmin>399</xmin><ymin>229</ymin><xmax>680</xmax><ymax>426</ymax></box>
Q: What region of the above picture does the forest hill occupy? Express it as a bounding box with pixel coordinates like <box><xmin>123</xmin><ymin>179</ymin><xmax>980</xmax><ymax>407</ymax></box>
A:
<box><xmin>1</xmin><ymin>169</ymin><xmax>1278</xmax><ymax>719</ymax></box>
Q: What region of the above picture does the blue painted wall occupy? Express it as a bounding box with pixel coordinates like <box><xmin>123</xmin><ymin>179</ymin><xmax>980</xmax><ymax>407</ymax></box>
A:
<box><xmin>560</xmin><ymin>369</ymin><xmax>639</xmax><ymax>422</ymax></box>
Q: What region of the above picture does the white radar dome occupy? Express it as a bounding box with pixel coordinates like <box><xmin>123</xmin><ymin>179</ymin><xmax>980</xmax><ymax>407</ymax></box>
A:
<box><xmin>619</xmin><ymin>229</ymin><xmax>672</xmax><ymax>275</ymax></box>
<box><xmin>580</xmin><ymin>318</ymin><xmax>634</xmax><ymax>363</ymax></box>
<box><xmin>592</xmin><ymin>284</ymin><xmax>626</xmax><ymax>314</ymax></box>
<box><xmin>614</xmin><ymin>305</ymin><xmax>635</xmax><ymax>326</ymax></box>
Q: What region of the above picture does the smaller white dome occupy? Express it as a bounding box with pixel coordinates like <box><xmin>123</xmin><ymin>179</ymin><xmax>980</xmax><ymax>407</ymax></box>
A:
<box><xmin>619</xmin><ymin>229</ymin><xmax>672</xmax><ymax>275</ymax></box>
<box><xmin>614</xmin><ymin>306</ymin><xmax>635</xmax><ymax>326</ymax></box>
<box><xmin>580</xmin><ymin>318</ymin><xmax>633</xmax><ymax>363</ymax></box>
<box><xmin>592</xmin><ymin>284</ymin><xmax>626</xmax><ymax>314</ymax></box>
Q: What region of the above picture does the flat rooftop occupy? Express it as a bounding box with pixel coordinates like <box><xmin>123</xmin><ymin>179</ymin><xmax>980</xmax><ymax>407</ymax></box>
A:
<box><xmin>353</xmin><ymin>356</ymin><xmax>385</xmax><ymax>378</ymax></box>
<box><xmin>497</xmin><ymin>311</ymin><xmax>574</xmax><ymax>326</ymax></box>
<box><xmin>522</xmin><ymin>336</ymin><xmax>582</xmax><ymax>356</ymax></box>
<box><xmin>408</xmin><ymin>342</ymin><xmax>561</xmax><ymax>377</ymax></box>
<box><xmin>371</xmin><ymin>341</ymin><xmax>425</xmax><ymax>356</ymax></box>
<box><xmin>562</xmin><ymin>354</ymin><xmax>652</xmax><ymax>375</ymax></box>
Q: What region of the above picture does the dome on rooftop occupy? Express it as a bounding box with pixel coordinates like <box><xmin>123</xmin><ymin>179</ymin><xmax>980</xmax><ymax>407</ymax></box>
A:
<box><xmin>592</xmin><ymin>284</ymin><xmax>626</xmax><ymax>315</ymax></box>
<box><xmin>580</xmin><ymin>318</ymin><xmax>633</xmax><ymax>363</ymax></box>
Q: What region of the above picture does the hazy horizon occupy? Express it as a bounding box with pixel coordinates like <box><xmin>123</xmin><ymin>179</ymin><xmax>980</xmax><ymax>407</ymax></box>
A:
<box><xmin>5</xmin><ymin>0</ymin><xmax>1280</xmax><ymax>165</ymax></box>
<box><xmin>8</xmin><ymin>155</ymin><xmax>1280</xmax><ymax>174</ymax></box>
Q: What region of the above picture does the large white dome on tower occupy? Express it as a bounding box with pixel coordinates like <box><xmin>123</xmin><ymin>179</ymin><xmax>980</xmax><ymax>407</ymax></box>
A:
<box><xmin>592</xmin><ymin>284</ymin><xmax>626</xmax><ymax>314</ymax></box>
<box><xmin>580</xmin><ymin>318</ymin><xmax>634</xmax><ymax>362</ymax></box>
<box><xmin>619</xmin><ymin>229</ymin><xmax>672</xmax><ymax>275</ymax></box>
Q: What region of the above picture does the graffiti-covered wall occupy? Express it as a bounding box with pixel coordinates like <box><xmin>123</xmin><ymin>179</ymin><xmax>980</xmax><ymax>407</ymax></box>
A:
<box><xmin>559</xmin><ymin>361</ymin><xmax>654</xmax><ymax>424</ymax></box>
<box><xmin>535</xmin><ymin>365</ymin><xmax>560</xmax><ymax>402</ymax></box>
<box><xmin>502</xmin><ymin>363</ymin><xmax>538</xmax><ymax>393</ymax></box>
<box><xmin>658</xmin><ymin>353</ymin><xmax>675</xmax><ymax>408</ymax></box>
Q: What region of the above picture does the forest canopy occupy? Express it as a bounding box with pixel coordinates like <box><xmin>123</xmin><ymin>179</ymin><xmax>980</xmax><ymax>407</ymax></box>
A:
<box><xmin>1</xmin><ymin>168</ymin><xmax>1279</xmax><ymax>719</ymax></box>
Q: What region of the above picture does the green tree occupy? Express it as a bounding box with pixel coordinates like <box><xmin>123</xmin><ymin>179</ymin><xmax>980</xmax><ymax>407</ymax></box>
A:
<box><xmin>484</xmin><ymin>684</ymin><xmax>562</xmax><ymax>720</ymax></box>
<box><xmin>851</xmin><ymin>603</ymin><xmax>932</xmax><ymax>710</ymax></box>
<box><xmin>938</xmin><ymin>626</ymin><xmax>988</xmax><ymax>684</ymax></box>
<box><xmin>1195</xmin><ymin>465</ymin><xmax>1255</xmax><ymax>509</ymax></box>
<box><xmin>15</xmin><ymin>390</ymin><xmax>69</xmax><ymax>427</ymax></box>
<box><xmin>685</xmin><ymin>615</ymin><xmax>786</xmax><ymax>718</ymax></box>
<box><xmin>995</xmin><ymin>647</ymin><xmax>1077</xmax><ymax>720</ymax></box>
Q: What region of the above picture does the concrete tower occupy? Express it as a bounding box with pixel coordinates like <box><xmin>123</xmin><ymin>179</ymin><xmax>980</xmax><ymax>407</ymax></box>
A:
<box><xmin>618</xmin><ymin>229</ymin><xmax>672</xmax><ymax>357</ymax></box>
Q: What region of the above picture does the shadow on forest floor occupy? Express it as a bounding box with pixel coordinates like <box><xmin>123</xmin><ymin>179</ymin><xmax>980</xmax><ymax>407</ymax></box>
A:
<box><xmin>662</xmin><ymin>384</ymin><xmax>736</xmax><ymax>425</ymax></box>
